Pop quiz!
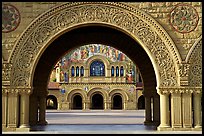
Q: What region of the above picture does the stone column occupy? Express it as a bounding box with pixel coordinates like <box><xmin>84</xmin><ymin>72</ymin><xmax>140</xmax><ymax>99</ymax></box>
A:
<box><xmin>38</xmin><ymin>95</ymin><xmax>48</xmax><ymax>125</ymax></box>
<box><xmin>19</xmin><ymin>88</ymin><xmax>31</xmax><ymax>128</ymax></box>
<box><xmin>144</xmin><ymin>96</ymin><xmax>152</xmax><ymax>125</ymax></box>
<box><xmin>104</xmin><ymin>100</ymin><xmax>111</xmax><ymax>110</ymax></box>
<box><xmin>123</xmin><ymin>101</ymin><xmax>127</xmax><ymax>110</ymax></box>
<box><xmin>29</xmin><ymin>93</ymin><xmax>38</xmax><ymax>126</ymax></box>
<box><xmin>153</xmin><ymin>94</ymin><xmax>160</xmax><ymax>126</ymax></box>
<box><xmin>193</xmin><ymin>92</ymin><xmax>202</xmax><ymax>128</ymax></box>
<box><xmin>2</xmin><ymin>88</ymin><xmax>8</xmax><ymax>128</ymax></box>
<box><xmin>182</xmin><ymin>91</ymin><xmax>192</xmax><ymax>128</ymax></box>
<box><xmin>157</xmin><ymin>92</ymin><xmax>170</xmax><ymax>130</ymax></box>
<box><xmin>7</xmin><ymin>89</ymin><xmax>19</xmax><ymax>128</ymax></box>
<box><xmin>171</xmin><ymin>92</ymin><xmax>182</xmax><ymax>128</ymax></box>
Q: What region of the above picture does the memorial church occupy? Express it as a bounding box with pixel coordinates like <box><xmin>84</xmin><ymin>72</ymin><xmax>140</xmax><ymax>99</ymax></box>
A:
<box><xmin>47</xmin><ymin>44</ymin><xmax>144</xmax><ymax>110</ymax></box>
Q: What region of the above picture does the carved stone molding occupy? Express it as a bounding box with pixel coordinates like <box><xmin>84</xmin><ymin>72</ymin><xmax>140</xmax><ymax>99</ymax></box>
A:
<box><xmin>9</xmin><ymin>2</ymin><xmax>181</xmax><ymax>88</ymax></box>
<box><xmin>157</xmin><ymin>87</ymin><xmax>202</xmax><ymax>95</ymax></box>
<box><xmin>2</xmin><ymin>63</ymin><xmax>12</xmax><ymax>82</ymax></box>
<box><xmin>187</xmin><ymin>38</ymin><xmax>202</xmax><ymax>87</ymax></box>
<box><xmin>178</xmin><ymin>62</ymin><xmax>190</xmax><ymax>86</ymax></box>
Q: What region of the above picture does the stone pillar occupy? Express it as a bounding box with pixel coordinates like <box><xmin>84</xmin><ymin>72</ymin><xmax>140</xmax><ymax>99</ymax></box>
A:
<box><xmin>123</xmin><ymin>101</ymin><xmax>127</xmax><ymax>110</ymax></box>
<box><xmin>193</xmin><ymin>92</ymin><xmax>202</xmax><ymax>129</ymax></box>
<box><xmin>182</xmin><ymin>91</ymin><xmax>192</xmax><ymax>128</ymax></box>
<box><xmin>7</xmin><ymin>89</ymin><xmax>19</xmax><ymax>128</ymax></box>
<box><xmin>153</xmin><ymin>94</ymin><xmax>160</xmax><ymax>126</ymax></box>
<box><xmin>104</xmin><ymin>100</ymin><xmax>110</xmax><ymax>110</ymax></box>
<box><xmin>19</xmin><ymin>89</ymin><xmax>31</xmax><ymax>128</ymax></box>
<box><xmin>29</xmin><ymin>94</ymin><xmax>38</xmax><ymax>126</ymax></box>
<box><xmin>144</xmin><ymin>96</ymin><xmax>152</xmax><ymax>125</ymax></box>
<box><xmin>157</xmin><ymin>92</ymin><xmax>170</xmax><ymax>130</ymax></box>
<box><xmin>2</xmin><ymin>88</ymin><xmax>8</xmax><ymax>128</ymax></box>
<box><xmin>38</xmin><ymin>95</ymin><xmax>48</xmax><ymax>125</ymax></box>
<box><xmin>171</xmin><ymin>93</ymin><xmax>182</xmax><ymax>128</ymax></box>
<box><xmin>83</xmin><ymin>101</ymin><xmax>86</xmax><ymax>110</ymax></box>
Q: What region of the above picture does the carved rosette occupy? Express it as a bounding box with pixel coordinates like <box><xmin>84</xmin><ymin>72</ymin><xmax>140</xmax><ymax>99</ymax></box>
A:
<box><xmin>10</xmin><ymin>2</ymin><xmax>179</xmax><ymax>88</ymax></box>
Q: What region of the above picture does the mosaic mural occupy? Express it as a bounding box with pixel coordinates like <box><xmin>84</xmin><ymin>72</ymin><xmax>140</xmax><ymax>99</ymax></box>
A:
<box><xmin>59</xmin><ymin>44</ymin><xmax>132</xmax><ymax>71</ymax></box>
<box><xmin>2</xmin><ymin>4</ymin><xmax>21</xmax><ymax>33</ymax></box>
<box><xmin>52</xmin><ymin>44</ymin><xmax>137</xmax><ymax>83</ymax></box>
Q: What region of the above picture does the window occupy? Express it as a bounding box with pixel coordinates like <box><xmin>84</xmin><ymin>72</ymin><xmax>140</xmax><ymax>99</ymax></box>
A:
<box><xmin>116</xmin><ymin>66</ymin><xmax>119</xmax><ymax>77</ymax></box>
<box><xmin>80</xmin><ymin>66</ymin><xmax>84</xmax><ymax>77</ymax></box>
<box><xmin>120</xmin><ymin>66</ymin><xmax>124</xmax><ymax>77</ymax></box>
<box><xmin>76</xmin><ymin>66</ymin><xmax>79</xmax><ymax>77</ymax></box>
<box><xmin>90</xmin><ymin>60</ymin><xmax>105</xmax><ymax>76</ymax></box>
<box><xmin>71</xmin><ymin>66</ymin><xmax>75</xmax><ymax>77</ymax></box>
<box><xmin>111</xmin><ymin>66</ymin><xmax>114</xmax><ymax>77</ymax></box>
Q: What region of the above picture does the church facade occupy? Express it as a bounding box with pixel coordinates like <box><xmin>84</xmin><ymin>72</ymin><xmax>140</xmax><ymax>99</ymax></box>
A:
<box><xmin>2</xmin><ymin>2</ymin><xmax>202</xmax><ymax>132</ymax></box>
<box><xmin>47</xmin><ymin>44</ymin><xmax>144</xmax><ymax>110</ymax></box>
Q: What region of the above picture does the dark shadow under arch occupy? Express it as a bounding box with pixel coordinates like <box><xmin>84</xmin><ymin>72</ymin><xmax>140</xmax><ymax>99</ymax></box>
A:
<box><xmin>91</xmin><ymin>93</ymin><xmax>104</xmax><ymax>109</ymax></box>
<box><xmin>138</xmin><ymin>95</ymin><xmax>145</xmax><ymax>109</ymax></box>
<box><xmin>72</xmin><ymin>94</ymin><xmax>83</xmax><ymax>110</ymax></box>
<box><xmin>112</xmin><ymin>94</ymin><xmax>123</xmax><ymax>110</ymax></box>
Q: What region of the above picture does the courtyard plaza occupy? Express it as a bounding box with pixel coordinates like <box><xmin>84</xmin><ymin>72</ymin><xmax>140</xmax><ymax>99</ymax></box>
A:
<box><xmin>3</xmin><ymin>110</ymin><xmax>202</xmax><ymax>134</ymax></box>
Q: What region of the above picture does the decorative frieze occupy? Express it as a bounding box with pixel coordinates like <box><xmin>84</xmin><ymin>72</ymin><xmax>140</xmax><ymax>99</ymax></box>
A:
<box><xmin>158</xmin><ymin>87</ymin><xmax>201</xmax><ymax>95</ymax></box>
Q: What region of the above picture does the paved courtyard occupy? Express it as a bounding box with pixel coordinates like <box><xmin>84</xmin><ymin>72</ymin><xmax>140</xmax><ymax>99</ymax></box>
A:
<box><xmin>3</xmin><ymin>110</ymin><xmax>202</xmax><ymax>134</ymax></box>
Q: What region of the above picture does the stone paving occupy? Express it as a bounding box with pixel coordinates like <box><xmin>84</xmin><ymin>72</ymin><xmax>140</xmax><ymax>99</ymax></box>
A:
<box><xmin>3</xmin><ymin>110</ymin><xmax>202</xmax><ymax>134</ymax></box>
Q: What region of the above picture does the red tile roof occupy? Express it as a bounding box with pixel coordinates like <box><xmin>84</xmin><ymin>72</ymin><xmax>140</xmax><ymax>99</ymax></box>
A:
<box><xmin>48</xmin><ymin>82</ymin><xmax>60</xmax><ymax>89</ymax></box>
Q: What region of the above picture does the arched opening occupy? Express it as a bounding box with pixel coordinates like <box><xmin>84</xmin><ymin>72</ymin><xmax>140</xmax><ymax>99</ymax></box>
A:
<box><xmin>91</xmin><ymin>93</ymin><xmax>104</xmax><ymax>109</ymax></box>
<box><xmin>112</xmin><ymin>94</ymin><xmax>123</xmax><ymax>109</ymax></box>
<box><xmin>31</xmin><ymin>25</ymin><xmax>158</xmax><ymax>127</ymax></box>
<box><xmin>46</xmin><ymin>95</ymin><xmax>58</xmax><ymax>109</ymax></box>
<box><xmin>138</xmin><ymin>95</ymin><xmax>145</xmax><ymax>109</ymax></box>
<box><xmin>72</xmin><ymin>94</ymin><xmax>82</xmax><ymax>110</ymax></box>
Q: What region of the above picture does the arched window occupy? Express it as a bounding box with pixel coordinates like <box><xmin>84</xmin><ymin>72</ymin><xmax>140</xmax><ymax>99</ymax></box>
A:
<box><xmin>120</xmin><ymin>66</ymin><xmax>124</xmax><ymax>77</ymax></box>
<box><xmin>71</xmin><ymin>66</ymin><xmax>75</xmax><ymax>77</ymax></box>
<box><xmin>76</xmin><ymin>66</ymin><xmax>79</xmax><ymax>77</ymax></box>
<box><xmin>116</xmin><ymin>66</ymin><xmax>119</xmax><ymax>77</ymax></box>
<box><xmin>111</xmin><ymin>66</ymin><xmax>114</xmax><ymax>77</ymax></box>
<box><xmin>90</xmin><ymin>60</ymin><xmax>105</xmax><ymax>76</ymax></box>
<box><xmin>80</xmin><ymin>66</ymin><xmax>84</xmax><ymax>77</ymax></box>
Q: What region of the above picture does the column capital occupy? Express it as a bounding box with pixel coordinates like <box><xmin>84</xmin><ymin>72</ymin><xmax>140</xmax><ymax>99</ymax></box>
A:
<box><xmin>157</xmin><ymin>86</ymin><xmax>202</xmax><ymax>94</ymax></box>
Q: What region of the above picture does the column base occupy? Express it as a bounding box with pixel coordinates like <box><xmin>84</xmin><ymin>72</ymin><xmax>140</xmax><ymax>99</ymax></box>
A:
<box><xmin>144</xmin><ymin>120</ymin><xmax>153</xmax><ymax>125</ymax></box>
<box><xmin>157</xmin><ymin>125</ymin><xmax>171</xmax><ymax>131</ymax></box>
<box><xmin>37</xmin><ymin>120</ymin><xmax>48</xmax><ymax>125</ymax></box>
<box><xmin>20</xmin><ymin>124</ymin><xmax>30</xmax><ymax>128</ymax></box>
<box><xmin>16</xmin><ymin>127</ymin><xmax>30</xmax><ymax>132</ymax></box>
<box><xmin>193</xmin><ymin>126</ymin><xmax>202</xmax><ymax>131</ymax></box>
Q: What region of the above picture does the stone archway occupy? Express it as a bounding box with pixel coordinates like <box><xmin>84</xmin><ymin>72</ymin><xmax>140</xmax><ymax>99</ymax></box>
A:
<box><xmin>3</xmin><ymin>2</ymin><xmax>184</xmax><ymax>132</ymax></box>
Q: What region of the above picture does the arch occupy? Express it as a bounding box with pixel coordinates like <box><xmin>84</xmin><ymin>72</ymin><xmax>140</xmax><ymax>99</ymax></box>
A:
<box><xmin>186</xmin><ymin>36</ymin><xmax>202</xmax><ymax>63</ymax></box>
<box><xmin>186</xmin><ymin>36</ymin><xmax>202</xmax><ymax>87</ymax></box>
<box><xmin>109</xmin><ymin>89</ymin><xmax>129</xmax><ymax>102</ymax></box>
<box><xmin>90</xmin><ymin>60</ymin><xmax>105</xmax><ymax>76</ymax></box>
<box><xmin>46</xmin><ymin>95</ymin><xmax>58</xmax><ymax>109</ymax></box>
<box><xmin>86</xmin><ymin>55</ymin><xmax>110</xmax><ymax>70</ymax></box>
<box><xmin>9</xmin><ymin>2</ymin><xmax>181</xmax><ymax>90</ymax></box>
<box><xmin>67</xmin><ymin>89</ymin><xmax>87</xmax><ymax>102</ymax></box>
<box><xmin>87</xmin><ymin>87</ymin><xmax>108</xmax><ymax>101</ymax></box>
